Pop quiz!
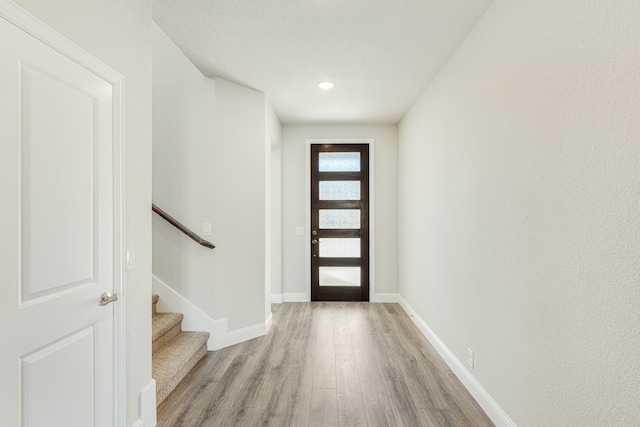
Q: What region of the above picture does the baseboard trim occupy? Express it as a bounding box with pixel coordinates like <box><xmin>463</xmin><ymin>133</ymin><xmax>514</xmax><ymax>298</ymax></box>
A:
<box><xmin>140</xmin><ymin>379</ymin><xmax>156</xmax><ymax>427</ymax></box>
<box><xmin>152</xmin><ymin>275</ymin><xmax>226</xmax><ymax>350</ymax></box>
<box><xmin>397</xmin><ymin>295</ymin><xmax>517</xmax><ymax>427</ymax></box>
<box><xmin>276</xmin><ymin>292</ymin><xmax>398</xmax><ymax>303</ymax></box>
<box><xmin>152</xmin><ymin>275</ymin><xmax>272</xmax><ymax>351</ymax></box>
<box><xmin>265</xmin><ymin>311</ymin><xmax>273</xmax><ymax>333</ymax></box>
<box><xmin>370</xmin><ymin>293</ymin><xmax>399</xmax><ymax>303</ymax></box>
<box><xmin>282</xmin><ymin>292</ymin><xmax>309</xmax><ymax>302</ymax></box>
<box><xmin>227</xmin><ymin>317</ymin><xmax>271</xmax><ymax>347</ymax></box>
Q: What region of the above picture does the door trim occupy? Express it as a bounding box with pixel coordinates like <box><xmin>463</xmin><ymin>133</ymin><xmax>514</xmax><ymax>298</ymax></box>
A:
<box><xmin>0</xmin><ymin>2</ymin><xmax>126</xmax><ymax>425</ymax></box>
<box><xmin>305</xmin><ymin>138</ymin><xmax>375</xmax><ymax>302</ymax></box>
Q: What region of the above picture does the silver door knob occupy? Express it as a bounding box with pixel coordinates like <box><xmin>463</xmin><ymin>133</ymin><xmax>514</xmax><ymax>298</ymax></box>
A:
<box><xmin>99</xmin><ymin>291</ymin><xmax>118</xmax><ymax>306</ymax></box>
<box><xmin>311</xmin><ymin>239</ymin><xmax>318</xmax><ymax>244</ymax></box>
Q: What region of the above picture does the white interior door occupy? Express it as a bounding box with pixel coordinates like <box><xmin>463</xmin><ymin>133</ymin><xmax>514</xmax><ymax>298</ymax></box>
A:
<box><xmin>0</xmin><ymin>11</ymin><xmax>120</xmax><ymax>427</ymax></box>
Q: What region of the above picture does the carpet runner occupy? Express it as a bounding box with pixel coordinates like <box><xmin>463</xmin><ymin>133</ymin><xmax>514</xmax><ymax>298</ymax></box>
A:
<box><xmin>152</xmin><ymin>294</ymin><xmax>209</xmax><ymax>405</ymax></box>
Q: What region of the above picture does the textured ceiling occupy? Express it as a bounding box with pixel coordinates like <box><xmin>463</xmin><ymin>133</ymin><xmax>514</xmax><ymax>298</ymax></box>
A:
<box><xmin>153</xmin><ymin>0</ymin><xmax>493</xmax><ymax>124</ymax></box>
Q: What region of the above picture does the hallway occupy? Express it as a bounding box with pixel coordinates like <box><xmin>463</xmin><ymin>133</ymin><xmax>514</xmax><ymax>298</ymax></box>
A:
<box><xmin>157</xmin><ymin>302</ymin><xmax>493</xmax><ymax>426</ymax></box>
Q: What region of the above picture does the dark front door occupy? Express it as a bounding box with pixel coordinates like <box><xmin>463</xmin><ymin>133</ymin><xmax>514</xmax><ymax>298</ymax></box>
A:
<box><xmin>311</xmin><ymin>144</ymin><xmax>369</xmax><ymax>301</ymax></box>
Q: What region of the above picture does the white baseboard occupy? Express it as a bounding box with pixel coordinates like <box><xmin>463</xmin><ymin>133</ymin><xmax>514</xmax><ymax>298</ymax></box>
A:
<box><xmin>140</xmin><ymin>379</ymin><xmax>157</xmax><ymax>427</ymax></box>
<box><xmin>397</xmin><ymin>295</ymin><xmax>517</xmax><ymax>427</ymax></box>
<box><xmin>370</xmin><ymin>293</ymin><xmax>399</xmax><ymax>303</ymax></box>
<box><xmin>226</xmin><ymin>313</ymin><xmax>273</xmax><ymax>347</ymax></box>
<box><xmin>275</xmin><ymin>292</ymin><xmax>398</xmax><ymax>303</ymax></box>
<box><xmin>265</xmin><ymin>311</ymin><xmax>273</xmax><ymax>333</ymax></box>
<box><xmin>152</xmin><ymin>275</ymin><xmax>272</xmax><ymax>351</ymax></box>
<box><xmin>152</xmin><ymin>275</ymin><xmax>227</xmax><ymax>350</ymax></box>
<box><xmin>282</xmin><ymin>292</ymin><xmax>309</xmax><ymax>302</ymax></box>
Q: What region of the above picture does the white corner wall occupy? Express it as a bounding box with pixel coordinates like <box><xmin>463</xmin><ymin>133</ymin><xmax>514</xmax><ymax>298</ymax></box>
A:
<box><xmin>281</xmin><ymin>124</ymin><xmax>398</xmax><ymax>301</ymax></box>
<box><xmin>12</xmin><ymin>1</ymin><xmax>153</xmax><ymax>425</ymax></box>
<box><xmin>212</xmin><ymin>78</ymin><xmax>269</xmax><ymax>331</ymax></box>
<box><xmin>152</xmin><ymin>22</ymin><xmax>217</xmax><ymax>319</ymax></box>
<box><xmin>398</xmin><ymin>1</ymin><xmax>640</xmax><ymax>426</ymax></box>
<box><xmin>267</xmin><ymin>102</ymin><xmax>283</xmax><ymax>306</ymax></box>
<box><xmin>153</xmin><ymin>23</ymin><xmax>274</xmax><ymax>341</ymax></box>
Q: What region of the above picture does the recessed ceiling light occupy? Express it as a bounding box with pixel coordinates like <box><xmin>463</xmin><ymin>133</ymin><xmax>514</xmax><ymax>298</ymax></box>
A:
<box><xmin>318</xmin><ymin>81</ymin><xmax>335</xmax><ymax>90</ymax></box>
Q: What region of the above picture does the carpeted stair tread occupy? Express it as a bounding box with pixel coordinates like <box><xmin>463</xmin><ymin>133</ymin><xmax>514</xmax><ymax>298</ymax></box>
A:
<box><xmin>153</xmin><ymin>331</ymin><xmax>209</xmax><ymax>405</ymax></box>
<box><xmin>152</xmin><ymin>312</ymin><xmax>184</xmax><ymax>352</ymax></box>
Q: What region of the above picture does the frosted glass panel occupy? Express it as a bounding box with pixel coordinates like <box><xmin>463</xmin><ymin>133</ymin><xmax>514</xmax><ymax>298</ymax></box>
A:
<box><xmin>318</xmin><ymin>152</ymin><xmax>360</xmax><ymax>172</ymax></box>
<box><xmin>319</xmin><ymin>267</ymin><xmax>361</xmax><ymax>287</ymax></box>
<box><xmin>319</xmin><ymin>238</ymin><xmax>360</xmax><ymax>258</ymax></box>
<box><xmin>319</xmin><ymin>181</ymin><xmax>360</xmax><ymax>200</ymax></box>
<box><xmin>319</xmin><ymin>210</ymin><xmax>360</xmax><ymax>229</ymax></box>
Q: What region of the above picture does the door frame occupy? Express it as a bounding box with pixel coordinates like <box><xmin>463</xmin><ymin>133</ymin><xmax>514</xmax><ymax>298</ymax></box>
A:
<box><xmin>0</xmin><ymin>2</ymin><xmax>126</xmax><ymax>425</ymax></box>
<box><xmin>305</xmin><ymin>138</ymin><xmax>375</xmax><ymax>302</ymax></box>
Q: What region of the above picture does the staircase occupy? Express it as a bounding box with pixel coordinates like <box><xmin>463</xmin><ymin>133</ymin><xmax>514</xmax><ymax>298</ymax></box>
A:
<box><xmin>152</xmin><ymin>294</ymin><xmax>210</xmax><ymax>405</ymax></box>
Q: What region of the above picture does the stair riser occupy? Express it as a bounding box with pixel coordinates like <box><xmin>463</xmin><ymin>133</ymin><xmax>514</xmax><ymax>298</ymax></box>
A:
<box><xmin>153</xmin><ymin>323</ymin><xmax>182</xmax><ymax>353</ymax></box>
<box><xmin>156</xmin><ymin>343</ymin><xmax>208</xmax><ymax>405</ymax></box>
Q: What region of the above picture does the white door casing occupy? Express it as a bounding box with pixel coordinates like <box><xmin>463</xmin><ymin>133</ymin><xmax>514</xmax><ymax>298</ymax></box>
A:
<box><xmin>0</xmin><ymin>3</ymin><xmax>124</xmax><ymax>426</ymax></box>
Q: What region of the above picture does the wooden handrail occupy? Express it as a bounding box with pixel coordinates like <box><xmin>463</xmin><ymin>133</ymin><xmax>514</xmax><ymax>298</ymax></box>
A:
<box><xmin>152</xmin><ymin>204</ymin><xmax>215</xmax><ymax>249</ymax></box>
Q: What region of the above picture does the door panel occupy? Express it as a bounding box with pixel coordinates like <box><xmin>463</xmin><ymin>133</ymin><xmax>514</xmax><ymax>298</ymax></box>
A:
<box><xmin>318</xmin><ymin>209</ymin><xmax>360</xmax><ymax>229</ymax></box>
<box><xmin>318</xmin><ymin>180</ymin><xmax>361</xmax><ymax>200</ymax></box>
<box><xmin>311</xmin><ymin>144</ymin><xmax>369</xmax><ymax>301</ymax></box>
<box><xmin>318</xmin><ymin>151</ymin><xmax>361</xmax><ymax>172</ymax></box>
<box><xmin>21</xmin><ymin>63</ymin><xmax>97</xmax><ymax>300</ymax></box>
<box><xmin>318</xmin><ymin>238</ymin><xmax>361</xmax><ymax>258</ymax></box>
<box><xmin>0</xmin><ymin>15</ymin><xmax>116</xmax><ymax>427</ymax></box>
<box><xmin>21</xmin><ymin>327</ymin><xmax>95</xmax><ymax>426</ymax></box>
<box><xmin>319</xmin><ymin>267</ymin><xmax>361</xmax><ymax>287</ymax></box>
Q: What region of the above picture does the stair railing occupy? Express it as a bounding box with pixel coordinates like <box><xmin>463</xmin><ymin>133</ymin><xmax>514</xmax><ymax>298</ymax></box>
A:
<box><xmin>152</xmin><ymin>203</ymin><xmax>215</xmax><ymax>249</ymax></box>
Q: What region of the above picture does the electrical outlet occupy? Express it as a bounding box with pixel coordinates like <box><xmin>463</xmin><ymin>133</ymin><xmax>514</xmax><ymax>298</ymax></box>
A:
<box><xmin>467</xmin><ymin>348</ymin><xmax>474</xmax><ymax>369</ymax></box>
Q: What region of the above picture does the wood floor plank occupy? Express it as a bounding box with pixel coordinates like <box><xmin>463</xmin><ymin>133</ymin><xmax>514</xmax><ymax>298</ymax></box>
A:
<box><xmin>439</xmin><ymin>371</ymin><xmax>495</xmax><ymax>427</ymax></box>
<box><xmin>360</xmin><ymin>379</ymin><xmax>399</xmax><ymax>427</ymax></box>
<box><xmin>336</xmin><ymin>353</ymin><xmax>367</xmax><ymax>426</ymax></box>
<box><xmin>265</xmin><ymin>377</ymin><xmax>312</xmax><ymax>426</ymax></box>
<box><xmin>310</xmin><ymin>388</ymin><xmax>338</xmax><ymax>427</ymax></box>
<box><xmin>419</xmin><ymin>408</ymin><xmax>455</xmax><ymax>427</ymax></box>
<box><xmin>157</xmin><ymin>302</ymin><xmax>494</xmax><ymax>427</ymax></box>
<box><xmin>312</xmin><ymin>305</ymin><xmax>336</xmax><ymax>390</ymax></box>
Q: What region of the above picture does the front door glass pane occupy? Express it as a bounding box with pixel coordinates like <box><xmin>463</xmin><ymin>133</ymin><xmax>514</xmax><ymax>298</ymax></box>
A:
<box><xmin>318</xmin><ymin>152</ymin><xmax>360</xmax><ymax>172</ymax></box>
<box><xmin>319</xmin><ymin>209</ymin><xmax>360</xmax><ymax>229</ymax></box>
<box><xmin>319</xmin><ymin>238</ymin><xmax>360</xmax><ymax>258</ymax></box>
<box><xmin>319</xmin><ymin>181</ymin><xmax>360</xmax><ymax>200</ymax></box>
<box><xmin>319</xmin><ymin>267</ymin><xmax>361</xmax><ymax>287</ymax></box>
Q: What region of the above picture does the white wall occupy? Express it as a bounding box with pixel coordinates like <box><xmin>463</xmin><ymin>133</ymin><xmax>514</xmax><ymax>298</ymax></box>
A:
<box><xmin>281</xmin><ymin>124</ymin><xmax>398</xmax><ymax>300</ymax></box>
<box><xmin>12</xmin><ymin>0</ymin><xmax>153</xmax><ymax>425</ymax></box>
<box><xmin>267</xmin><ymin>102</ymin><xmax>283</xmax><ymax>305</ymax></box>
<box><xmin>270</xmin><ymin>146</ymin><xmax>282</xmax><ymax>301</ymax></box>
<box><xmin>152</xmin><ymin>23</ymin><xmax>217</xmax><ymax>318</ymax></box>
<box><xmin>212</xmin><ymin>78</ymin><xmax>269</xmax><ymax>331</ymax></box>
<box><xmin>153</xmin><ymin>23</ymin><xmax>275</xmax><ymax>337</ymax></box>
<box><xmin>398</xmin><ymin>1</ymin><xmax>640</xmax><ymax>426</ymax></box>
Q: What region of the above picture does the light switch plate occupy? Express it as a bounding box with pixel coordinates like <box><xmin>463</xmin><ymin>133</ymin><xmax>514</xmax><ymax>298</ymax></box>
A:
<box><xmin>203</xmin><ymin>223</ymin><xmax>212</xmax><ymax>236</ymax></box>
<box><xmin>296</xmin><ymin>227</ymin><xmax>304</xmax><ymax>236</ymax></box>
<box><xmin>126</xmin><ymin>248</ymin><xmax>136</xmax><ymax>271</ymax></box>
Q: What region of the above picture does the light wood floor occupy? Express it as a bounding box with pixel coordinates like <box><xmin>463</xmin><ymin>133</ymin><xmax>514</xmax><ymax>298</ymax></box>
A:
<box><xmin>157</xmin><ymin>302</ymin><xmax>494</xmax><ymax>427</ymax></box>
